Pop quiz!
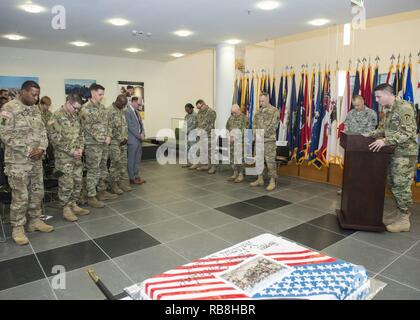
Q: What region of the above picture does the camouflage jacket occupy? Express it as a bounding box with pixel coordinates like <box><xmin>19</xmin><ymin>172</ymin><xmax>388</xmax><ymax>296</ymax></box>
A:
<box><xmin>226</xmin><ymin>114</ymin><xmax>250</xmax><ymax>132</ymax></box>
<box><xmin>108</xmin><ymin>104</ymin><xmax>128</xmax><ymax>145</ymax></box>
<box><xmin>344</xmin><ymin>107</ymin><xmax>377</xmax><ymax>135</ymax></box>
<box><xmin>368</xmin><ymin>98</ymin><xmax>418</xmax><ymax>157</ymax></box>
<box><xmin>197</xmin><ymin>107</ymin><xmax>216</xmax><ymax>134</ymax></box>
<box><xmin>184</xmin><ymin>112</ymin><xmax>197</xmax><ymax>135</ymax></box>
<box><xmin>80</xmin><ymin>100</ymin><xmax>111</xmax><ymax>145</ymax></box>
<box><xmin>253</xmin><ymin>105</ymin><xmax>280</xmax><ymax>142</ymax></box>
<box><xmin>0</xmin><ymin>99</ymin><xmax>48</xmax><ymax>164</ymax></box>
<box><xmin>47</xmin><ymin>106</ymin><xmax>84</xmax><ymax>160</ymax></box>
<box><xmin>39</xmin><ymin>106</ymin><xmax>53</xmax><ymax>128</ymax></box>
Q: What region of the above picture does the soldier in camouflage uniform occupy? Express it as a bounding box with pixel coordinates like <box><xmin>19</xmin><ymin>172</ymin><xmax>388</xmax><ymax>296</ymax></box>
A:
<box><xmin>0</xmin><ymin>81</ymin><xmax>54</xmax><ymax>245</ymax></box>
<box><xmin>48</xmin><ymin>94</ymin><xmax>90</xmax><ymax>222</ymax></box>
<box><xmin>190</xmin><ymin>99</ymin><xmax>217</xmax><ymax>174</ymax></box>
<box><xmin>368</xmin><ymin>84</ymin><xmax>418</xmax><ymax>233</ymax></box>
<box><xmin>182</xmin><ymin>103</ymin><xmax>197</xmax><ymax>168</ymax></box>
<box><xmin>39</xmin><ymin>96</ymin><xmax>55</xmax><ymax>166</ymax></box>
<box><xmin>344</xmin><ymin>95</ymin><xmax>378</xmax><ymax>134</ymax></box>
<box><xmin>336</xmin><ymin>95</ymin><xmax>378</xmax><ymax>196</ymax></box>
<box><xmin>80</xmin><ymin>84</ymin><xmax>118</xmax><ymax>208</ymax></box>
<box><xmin>108</xmin><ymin>95</ymin><xmax>132</xmax><ymax>194</ymax></box>
<box><xmin>250</xmin><ymin>93</ymin><xmax>280</xmax><ymax>191</ymax></box>
<box><xmin>226</xmin><ymin>104</ymin><xmax>250</xmax><ymax>183</ymax></box>
<box><xmin>39</xmin><ymin>96</ymin><xmax>53</xmax><ymax>127</ymax></box>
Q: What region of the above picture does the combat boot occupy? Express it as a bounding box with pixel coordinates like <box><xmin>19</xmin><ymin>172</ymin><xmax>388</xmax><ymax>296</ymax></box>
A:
<box><xmin>87</xmin><ymin>196</ymin><xmax>104</xmax><ymax>208</ymax></box>
<box><xmin>71</xmin><ymin>204</ymin><xmax>90</xmax><ymax>216</ymax></box>
<box><xmin>189</xmin><ymin>164</ymin><xmax>199</xmax><ymax>170</ymax></box>
<box><xmin>78</xmin><ymin>194</ymin><xmax>88</xmax><ymax>206</ymax></box>
<box><xmin>27</xmin><ymin>219</ymin><xmax>54</xmax><ymax>233</ymax></box>
<box><xmin>386</xmin><ymin>211</ymin><xmax>411</xmax><ymax>233</ymax></box>
<box><xmin>383</xmin><ymin>210</ymin><xmax>399</xmax><ymax>226</ymax></box>
<box><xmin>228</xmin><ymin>171</ymin><xmax>238</xmax><ymax>181</ymax></box>
<box><xmin>266</xmin><ymin>178</ymin><xmax>277</xmax><ymax>192</ymax></box>
<box><xmin>118</xmin><ymin>180</ymin><xmax>132</xmax><ymax>192</ymax></box>
<box><xmin>63</xmin><ymin>205</ymin><xmax>78</xmax><ymax>222</ymax></box>
<box><xmin>235</xmin><ymin>172</ymin><xmax>244</xmax><ymax>183</ymax></box>
<box><xmin>250</xmin><ymin>175</ymin><xmax>264</xmax><ymax>187</ymax></box>
<box><xmin>197</xmin><ymin>165</ymin><xmax>209</xmax><ymax>171</ymax></box>
<box><xmin>12</xmin><ymin>226</ymin><xmax>29</xmax><ymax>246</ymax></box>
<box><xmin>111</xmin><ymin>183</ymin><xmax>124</xmax><ymax>195</ymax></box>
<box><xmin>97</xmin><ymin>190</ymin><xmax>118</xmax><ymax>201</ymax></box>
<box><xmin>207</xmin><ymin>166</ymin><xmax>217</xmax><ymax>174</ymax></box>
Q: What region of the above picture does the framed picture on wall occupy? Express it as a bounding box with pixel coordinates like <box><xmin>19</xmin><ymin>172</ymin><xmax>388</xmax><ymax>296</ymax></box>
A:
<box><xmin>118</xmin><ymin>81</ymin><xmax>145</xmax><ymax>119</ymax></box>
<box><xmin>0</xmin><ymin>75</ymin><xmax>39</xmax><ymax>100</ymax></box>
<box><xmin>64</xmin><ymin>79</ymin><xmax>96</xmax><ymax>103</ymax></box>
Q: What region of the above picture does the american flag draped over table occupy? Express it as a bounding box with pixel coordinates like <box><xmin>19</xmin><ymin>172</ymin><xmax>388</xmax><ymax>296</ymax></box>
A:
<box><xmin>137</xmin><ymin>234</ymin><xmax>370</xmax><ymax>300</ymax></box>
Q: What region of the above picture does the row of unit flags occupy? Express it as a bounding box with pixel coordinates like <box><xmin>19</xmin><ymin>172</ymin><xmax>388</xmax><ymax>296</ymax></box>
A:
<box><xmin>232</xmin><ymin>57</ymin><xmax>420</xmax><ymax>184</ymax></box>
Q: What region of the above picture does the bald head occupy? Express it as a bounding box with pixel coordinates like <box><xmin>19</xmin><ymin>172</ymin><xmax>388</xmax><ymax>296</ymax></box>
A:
<box><xmin>231</xmin><ymin>104</ymin><xmax>242</xmax><ymax>117</ymax></box>
<box><xmin>115</xmin><ymin>94</ymin><xmax>128</xmax><ymax>109</ymax></box>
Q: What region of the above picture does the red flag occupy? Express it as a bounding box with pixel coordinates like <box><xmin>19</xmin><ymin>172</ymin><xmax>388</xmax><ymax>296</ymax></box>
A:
<box><xmin>360</xmin><ymin>65</ymin><xmax>366</xmax><ymax>98</ymax></box>
<box><xmin>363</xmin><ymin>64</ymin><xmax>372</xmax><ymax>108</ymax></box>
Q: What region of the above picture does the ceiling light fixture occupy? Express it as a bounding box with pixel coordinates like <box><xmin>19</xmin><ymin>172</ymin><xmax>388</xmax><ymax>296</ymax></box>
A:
<box><xmin>256</xmin><ymin>1</ymin><xmax>281</xmax><ymax>10</ymax></box>
<box><xmin>108</xmin><ymin>18</ymin><xmax>130</xmax><ymax>26</ymax></box>
<box><xmin>125</xmin><ymin>48</ymin><xmax>143</xmax><ymax>53</ymax></box>
<box><xmin>174</xmin><ymin>30</ymin><xmax>193</xmax><ymax>37</ymax></box>
<box><xmin>70</xmin><ymin>41</ymin><xmax>90</xmax><ymax>47</ymax></box>
<box><xmin>171</xmin><ymin>53</ymin><xmax>185</xmax><ymax>58</ymax></box>
<box><xmin>3</xmin><ymin>34</ymin><xmax>26</xmax><ymax>41</ymax></box>
<box><xmin>226</xmin><ymin>39</ymin><xmax>242</xmax><ymax>45</ymax></box>
<box><xmin>309</xmin><ymin>19</ymin><xmax>330</xmax><ymax>26</ymax></box>
<box><xmin>20</xmin><ymin>3</ymin><xmax>45</xmax><ymax>13</ymax></box>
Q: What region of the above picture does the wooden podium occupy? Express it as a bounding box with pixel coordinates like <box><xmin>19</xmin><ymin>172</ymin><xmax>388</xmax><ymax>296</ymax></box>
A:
<box><xmin>336</xmin><ymin>133</ymin><xmax>395</xmax><ymax>232</ymax></box>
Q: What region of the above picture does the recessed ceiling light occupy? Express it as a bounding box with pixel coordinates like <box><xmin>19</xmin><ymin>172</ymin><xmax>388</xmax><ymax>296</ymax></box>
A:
<box><xmin>171</xmin><ymin>53</ymin><xmax>185</xmax><ymax>58</ymax></box>
<box><xmin>108</xmin><ymin>18</ymin><xmax>130</xmax><ymax>26</ymax></box>
<box><xmin>70</xmin><ymin>41</ymin><xmax>90</xmax><ymax>47</ymax></box>
<box><xmin>19</xmin><ymin>3</ymin><xmax>45</xmax><ymax>13</ymax></box>
<box><xmin>256</xmin><ymin>1</ymin><xmax>281</xmax><ymax>10</ymax></box>
<box><xmin>3</xmin><ymin>34</ymin><xmax>26</xmax><ymax>41</ymax></box>
<box><xmin>226</xmin><ymin>39</ymin><xmax>242</xmax><ymax>45</ymax></box>
<box><xmin>309</xmin><ymin>19</ymin><xmax>331</xmax><ymax>26</ymax></box>
<box><xmin>174</xmin><ymin>30</ymin><xmax>193</xmax><ymax>37</ymax></box>
<box><xmin>125</xmin><ymin>48</ymin><xmax>143</xmax><ymax>53</ymax></box>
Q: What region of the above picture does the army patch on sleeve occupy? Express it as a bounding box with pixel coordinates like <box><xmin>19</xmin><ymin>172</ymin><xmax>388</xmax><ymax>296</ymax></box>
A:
<box><xmin>404</xmin><ymin>114</ymin><xmax>411</xmax><ymax>122</ymax></box>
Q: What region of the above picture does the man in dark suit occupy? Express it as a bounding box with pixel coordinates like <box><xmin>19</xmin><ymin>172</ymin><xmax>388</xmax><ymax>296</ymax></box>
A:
<box><xmin>126</xmin><ymin>97</ymin><xmax>146</xmax><ymax>184</ymax></box>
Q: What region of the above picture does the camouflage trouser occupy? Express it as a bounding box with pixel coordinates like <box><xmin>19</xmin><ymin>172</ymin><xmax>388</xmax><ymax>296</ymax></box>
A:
<box><xmin>5</xmin><ymin>161</ymin><xmax>44</xmax><ymax>227</ymax></box>
<box><xmin>387</xmin><ymin>156</ymin><xmax>416</xmax><ymax>212</ymax></box>
<box><xmin>230</xmin><ymin>142</ymin><xmax>245</xmax><ymax>173</ymax></box>
<box><xmin>109</xmin><ymin>143</ymin><xmax>129</xmax><ymax>183</ymax></box>
<box><xmin>264</xmin><ymin>141</ymin><xmax>278</xmax><ymax>179</ymax></box>
<box><xmin>56</xmin><ymin>157</ymin><xmax>83</xmax><ymax>207</ymax></box>
<box><xmin>85</xmin><ymin>143</ymin><xmax>109</xmax><ymax>197</ymax></box>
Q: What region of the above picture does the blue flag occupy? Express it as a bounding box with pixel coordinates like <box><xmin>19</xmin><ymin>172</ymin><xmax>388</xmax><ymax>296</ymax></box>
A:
<box><xmin>372</xmin><ymin>66</ymin><xmax>379</xmax><ymax>116</ymax></box>
<box><xmin>404</xmin><ymin>64</ymin><xmax>414</xmax><ymax>104</ymax></box>
<box><xmin>308</xmin><ymin>71</ymin><xmax>323</xmax><ymax>166</ymax></box>
<box><xmin>270</xmin><ymin>78</ymin><xmax>276</xmax><ymax>106</ymax></box>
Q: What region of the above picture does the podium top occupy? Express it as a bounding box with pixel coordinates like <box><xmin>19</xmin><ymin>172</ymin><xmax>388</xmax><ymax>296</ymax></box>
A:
<box><xmin>340</xmin><ymin>133</ymin><xmax>395</xmax><ymax>154</ymax></box>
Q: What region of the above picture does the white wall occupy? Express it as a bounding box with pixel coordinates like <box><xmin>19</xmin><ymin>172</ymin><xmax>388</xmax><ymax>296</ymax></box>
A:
<box><xmin>0</xmin><ymin>47</ymin><xmax>215</xmax><ymax>137</ymax></box>
<box><xmin>162</xmin><ymin>49</ymin><xmax>215</xmax><ymax>130</ymax></box>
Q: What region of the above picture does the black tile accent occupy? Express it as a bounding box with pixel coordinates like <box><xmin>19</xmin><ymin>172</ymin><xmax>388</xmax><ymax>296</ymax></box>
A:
<box><xmin>215</xmin><ymin>202</ymin><xmax>266</xmax><ymax>219</ymax></box>
<box><xmin>245</xmin><ymin>196</ymin><xmax>291</xmax><ymax>210</ymax></box>
<box><xmin>308</xmin><ymin>214</ymin><xmax>356</xmax><ymax>236</ymax></box>
<box><xmin>37</xmin><ymin>241</ymin><xmax>109</xmax><ymax>277</ymax></box>
<box><xmin>0</xmin><ymin>254</ymin><xmax>45</xmax><ymax>291</ymax></box>
<box><xmin>279</xmin><ymin>223</ymin><xmax>345</xmax><ymax>251</ymax></box>
<box><xmin>94</xmin><ymin>228</ymin><xmax>161</xmax><ymax>258</ymax></box>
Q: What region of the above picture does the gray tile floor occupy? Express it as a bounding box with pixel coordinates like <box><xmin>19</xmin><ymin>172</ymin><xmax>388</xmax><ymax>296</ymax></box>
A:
<box><xmin>1</xmin><ymin>160</ymin><xmax>420</xmax><ymax>300</ymax></box>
